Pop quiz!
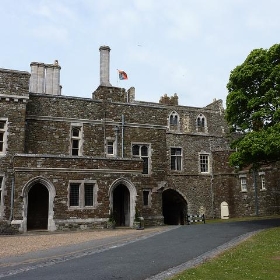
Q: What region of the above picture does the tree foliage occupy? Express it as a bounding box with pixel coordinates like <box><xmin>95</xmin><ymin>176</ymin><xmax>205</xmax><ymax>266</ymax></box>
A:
<box><xmin>226</xmin><ymin>44</ymin><xmax>280</xmax><ymax>168</ymax></box>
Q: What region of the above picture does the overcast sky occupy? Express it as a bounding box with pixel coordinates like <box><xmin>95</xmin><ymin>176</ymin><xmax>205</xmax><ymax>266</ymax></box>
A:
<box><xmin>1</xmin><ymin>0</ymin><xmax>279</xmax><ymax>107</ymax></box>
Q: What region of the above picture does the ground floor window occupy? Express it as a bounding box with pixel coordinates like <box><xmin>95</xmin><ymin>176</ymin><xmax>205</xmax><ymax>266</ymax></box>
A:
<box><xmin>69</xmin><ymin>180</ymin><xmax>97</xmax><ymax>208</ymax></box>
<box><xmin>199</xmin><ymin>154</ymin><xmax>209</xmax><ymax>173</ymax></box>
<box><xmin>240</xmin><ymin>177</ymin><xmax>247</xmax><ymax>192</ymax></box>
<box><xmin>143</xmin><ymin>189</ymin><xmax>151</xmax><ymax>207</ymax></box>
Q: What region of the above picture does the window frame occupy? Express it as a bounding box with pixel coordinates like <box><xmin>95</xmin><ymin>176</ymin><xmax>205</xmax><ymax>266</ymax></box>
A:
<box><xmin>68</xmin><ymin>180</ymin><xmax>97</xmax><ymax>209</ymax></box>
<box><xmin>199</xmin><ymin>153</ymin><xmax>210</xmax><ymax>173</ymax></box>
<box><xmin>143</xmin><ymin>189</ymin><xmax>151</xmax><ymax>207</ymax></box>
<box><xmin>106</xmin><ymin>138</ymin><xmax>116</xmax><ymax>157</ymax></box>
<box><xmin>239</xmin><ymin>175</ymin><xmax>247</xmax><ymax>192</ymax></box>
<box><xmin>196</xmin><ymin>114</ymin><xmax>207</xmax><ymax>133</ymax></box>
<box><xmin>170</xmin><ymin>147</ymin><xmax>182</xmax><ymax>171</ymax></box>
<box><xmin>258</xmin><ymin>172</ymin><xmax>266</xmax><ymax>191</ymax></box>
<box><xmin>132</xmin><ymin>143</ymin><xmax>151</xmax><ymax>174</ymax></box>
<box><xmin>0</xmin><ymin>119</ymin><xmax>8</xmax><ymax>156</ymax></box>
<box><xmin>168</xmin><ymin>111</ymin><xmax>180</xmax><ymax>131</ymax></box>
<box><xmin>70</xmin><ymin>124</ymin><xmax>83</xmax><ymax>156</ymax></box>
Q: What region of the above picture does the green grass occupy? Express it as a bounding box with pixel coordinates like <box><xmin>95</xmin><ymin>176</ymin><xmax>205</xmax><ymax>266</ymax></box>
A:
<box><xmin>170</xmin><ymin>227</ymin><xmax>280</xmax><ymax>280</ymax></box>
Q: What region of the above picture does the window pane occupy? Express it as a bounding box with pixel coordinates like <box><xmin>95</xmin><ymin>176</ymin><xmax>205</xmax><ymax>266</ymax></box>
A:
<box><xmin>176</xmin><ymin>157</ymin><xmax>182</xmax><ymax>170</ymax></box>
<box><xmin>200</xmin><ymin>155</ymin><xmax>209</xmax><ymax>172</ymax></box>
<box><xmin>70</xmin><ymin>184</ymin><xmax>80</xmax><ymax>206</ymax></box>
<box><xmin>0</xmin><ymin>133</ymin><xmax>3</xmax><ymax>141</ymax></box>
<box><xmin>84</xmin><ymin>184</ymin><xmax>94</xmax><ymax>206</ymax></box>
<box><xmin>132</xmin><ymin>145</ymin><xmax>139</xmax><ymax>156</ymax></box>
<box><xmin>72</xmin><ymin>140</ymin><xmax>79</xmax><ymax>148</ymax></box>
<box><xmin>72</xmin><ymin>127</ymin><xmax>80</xmax><ymax>137</ymax></box>
<box><xmin>0</xmin><ymin>142</ymin><xmax>3</xmax><ymax>152</ymax></box>
<box><xmin>142</xmin><ymin>157</ymin><xmax>149</xmax><ymax>174</ymax></box>
<box><xmin>171</xmin><ymin>157</ymin><xmax>176</xmax><ymax>170</ymax></box>
<box><xmin>0</xmin><ymin>122</ymin><xmax>5</xmax><ymax>129</ymax></box>
<box><xmin>107</xmin><ymin>141</ymin><xmax>114</xmax><ymax>154</ymax></box>
<box><xmin>141</xmin><ymin>146</ymin><xmax>148</xmax><ymax>156</ymax></box>
<box><xmin>143</xmin><ymin>191</ymin><xmax>149</xmax><ymax>206</ymax></box>
<box><xmin>0</xmin><ymin>177</ymin><xmax>3</xmax><ymax>188</ymax></box>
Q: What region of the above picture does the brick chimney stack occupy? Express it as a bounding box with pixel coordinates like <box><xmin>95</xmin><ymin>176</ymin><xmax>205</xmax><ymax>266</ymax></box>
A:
<box><xmin>99</xmin><ymin>46</ymin><xmax>112</xmax><ymax>86</ymax></box>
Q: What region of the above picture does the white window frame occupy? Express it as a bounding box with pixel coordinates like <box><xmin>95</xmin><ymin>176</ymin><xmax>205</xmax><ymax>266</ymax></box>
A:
<box><xmin>168</xmin><ymin>111</ymin><xmax>180</xmax><ymax>131</ymax></box>
<box><xmin>239</xmin><ymin>175</ymin><xmax>247</xmax><ymax>192</ymax></box>
<box><xmin>68</xmin><ymin>180</ymin><xmax>97</xmax><ymax>209</ymax></box>
<box><xmin>171</xmin><ymin>147</ymin><xmax>182</xmax><ymax>171</ymax></box>
<box><xmin>196</xmin><ymin>114</ymin><xmax>207</xmax><ymax>133</ymax></box>
<box><xmin>106</xmin><ymin>138</ymin><xmax>116</xmax><ymax>157</ymax></box>
<box><xmin>132</xmin><ymin>143</ymin><xmax>151</xmax><ymax>174</ymax></box>
<box><xmin>70</xmin><ymin>124</ymin><xmax>83</xmax><ymax>156</ymax></box>
<box><xmin>0</xmin><ymin>119</ymin><xmax>8</xmax><ymax>156</ymax></box>
<box><xmin>258</xmin><ymin>172</ymin><xmax>266</xmax><ymax>190</ymax></box>
<box><xmin>199</xmin><ymin>153</ymin><xmax>210</xmax><ymax>173</ymax></box>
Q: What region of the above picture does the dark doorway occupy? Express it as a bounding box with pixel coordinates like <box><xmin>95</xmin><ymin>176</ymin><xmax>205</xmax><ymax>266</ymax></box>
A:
<box><xmin>162</xmin><ymin>189</ymin><xmax>187</xmax><ymax>225</ymax></box>
<box><xmin>113</xmin><ymin>184</ymin><xmax>130</xmax><ymax>226</ymax></box>
<box><xmin>27</xmin><ymin>183</ymin><xmax>49</xmax><ymax>230</ymax></box>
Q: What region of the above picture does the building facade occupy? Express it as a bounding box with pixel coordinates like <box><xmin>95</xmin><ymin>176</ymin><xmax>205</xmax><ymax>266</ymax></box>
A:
<box><xmin>0</xmin><ymin>46</ymin><xmax>279</xmax><ymax>232</ymax></box>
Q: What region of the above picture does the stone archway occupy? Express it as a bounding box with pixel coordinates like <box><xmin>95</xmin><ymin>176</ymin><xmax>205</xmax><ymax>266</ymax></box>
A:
<box><xmin>27</xmin><ymin>183</ymin><xmax>49</xmax><ymax>230</ymax></box>
<box><xmin>21</xmin><ymin>177</ymin><xmax>56</xmax><ymax>232</ymax></box>
<box><xmin>109</xmin><ymin>178</ymin><xmax>137</xmax><ymax>227</ymax></box>
<box><xmin>113</xmin><ymin>184</ymin><xmax>130</xmax><ymax>226</ymax></box>
<box><xmin>162</xmin><ymin>189</ymin><xmax>188</xmax><ymax>225</ymax></box>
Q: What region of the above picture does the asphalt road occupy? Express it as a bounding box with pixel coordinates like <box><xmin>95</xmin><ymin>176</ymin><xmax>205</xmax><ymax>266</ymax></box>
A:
<box><xmin>0</xmin><ymin>218</ymin><xmax>279</xmax><ymax>280</ymax></box>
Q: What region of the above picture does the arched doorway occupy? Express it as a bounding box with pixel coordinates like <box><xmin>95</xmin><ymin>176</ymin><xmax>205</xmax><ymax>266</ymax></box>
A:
<box><xmin>162</xmin><ymin>189</ymin><xmax>187</xmax><ymax>225</ymax></box>
<box><xmin>27</xmin><ymin>183</ymin><xmax>49</xmax><ymax>230</ymax></box>
<box><xmin>113</xmin><ymin>184</ymin><xmax>130</xmax><ymax>226</ymax></box>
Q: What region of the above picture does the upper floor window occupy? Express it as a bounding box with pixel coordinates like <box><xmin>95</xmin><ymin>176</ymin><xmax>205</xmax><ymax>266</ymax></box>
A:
<box><xmin>171</xmin><ymin>147</ymin><xmax>182</xmax><ymax>171</ymax></box>
<box><xmin>132</xmin><ymin>144</ymin><xmax>150</xmax><ymax>174</ymax></box>
<box><xmin>240</xmin><ymin>177</ymin><xmax>247</xmax><ymax>192</ymax></box>
<box><xmin>258</xmin><ymin>172</ymin><xmax>266</xmax><ymax>190</ymax></box>
<box><xmin>71</xmin><ymin>125</ymin><xmax>82</xmax><ymax>156</ymax></box>
<box><xmin>106</xmin><ymin>138</ymin><xmax>116</xmax><ymax>157</ymax></box>
<box><xmin>0</xmin><ymin>120</ymin><xmax>7</xmax><ymax>155</ymax></box>
<box><xmin>199</xmin><ymin>154</ymin><xmax>209</xmax><ymax>173</ymax></box>
<box><xmin>196</xmin><ymin>114</ymin><xmax>207</xmax><ymax>132</ymax></box>
<box><xmin>168</xmin><ymin>111</ymin><xmax>179</xmax><ymax>131</ymax></box>
<box><xmin>69</xmin><ymin>180</ymin><xmax>97</xmax><ymax>208</ymax></box>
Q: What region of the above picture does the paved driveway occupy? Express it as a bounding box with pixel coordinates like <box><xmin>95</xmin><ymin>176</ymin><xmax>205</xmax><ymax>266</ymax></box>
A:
<box><xmin>0</xmin><ymin>218</ymin><xmax>279</xmax><ymax>280</ymax></box>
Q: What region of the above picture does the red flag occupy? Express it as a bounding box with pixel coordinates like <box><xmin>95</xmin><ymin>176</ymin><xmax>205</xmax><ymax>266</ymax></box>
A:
<box><xmin>118</xmin><ymin>69</ymin><xmax>128</xmax><ymax>80</ymax></box>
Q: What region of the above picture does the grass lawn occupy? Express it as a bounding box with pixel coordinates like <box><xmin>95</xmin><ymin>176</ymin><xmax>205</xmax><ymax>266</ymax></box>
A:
<box><xmin>170</xmin><ymin>227</ymin><xmax>280</xmax><ymax>280</ymax></box>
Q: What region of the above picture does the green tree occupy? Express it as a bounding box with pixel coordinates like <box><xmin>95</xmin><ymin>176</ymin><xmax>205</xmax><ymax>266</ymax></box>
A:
<box><xmin>226</xmin><ymin>44</ymin><xmax>280</xmax><ymax>168</ymax></box>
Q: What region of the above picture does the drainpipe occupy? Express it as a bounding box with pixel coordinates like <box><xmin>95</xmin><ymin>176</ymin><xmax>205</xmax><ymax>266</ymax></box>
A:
<box><xmin>114</xmin><ymin>126</ymin><xmax>119</xmax><ymax>157</ymax></box>
<box><xmin>253</xmin><ymin>168</ymin><xmax>259</xmax><ymax>216</ymax></box>
<box><xmin>121</xmin><ymin>114</ymin><xmax>125</xmax><ymax>158</ymax></box>
<box><xmin>9</xmin><ymin>155</ymin><xmax>15</xmax><ymax>221</ymax></box>
<box><xmin>209</xmin><ymin>142</ymin><xmax>215</xmax><ymax>218</ymax></box>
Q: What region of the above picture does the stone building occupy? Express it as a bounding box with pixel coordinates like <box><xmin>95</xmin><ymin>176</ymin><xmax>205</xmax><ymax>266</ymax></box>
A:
<box><xmin>0</xmin><ymin>46</ymin><xmax>279</xmax><ymax>232</ymax></box>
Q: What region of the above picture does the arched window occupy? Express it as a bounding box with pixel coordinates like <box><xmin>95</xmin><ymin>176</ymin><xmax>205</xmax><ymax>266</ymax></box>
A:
<box><xmin>169</xmin><ymin>111</ymin><xmax>180</xmax><ymax>131</ymax></box>
<box><xmin>196</xmin><ymin>114</ymin><xmax>207</xmax><ymax>132</ymax></box>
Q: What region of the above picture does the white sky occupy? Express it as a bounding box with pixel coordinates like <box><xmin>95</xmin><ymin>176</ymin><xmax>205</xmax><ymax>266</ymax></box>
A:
<box><xmin>1</xmin><ymin>0</ymin><xmax>279</xmax><ymax>107</ymax></box>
